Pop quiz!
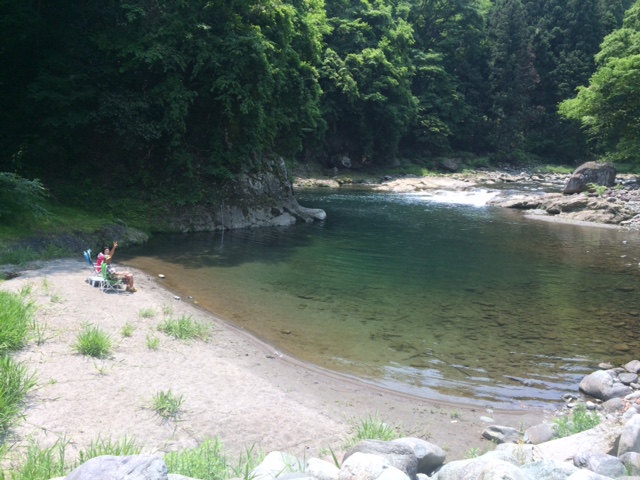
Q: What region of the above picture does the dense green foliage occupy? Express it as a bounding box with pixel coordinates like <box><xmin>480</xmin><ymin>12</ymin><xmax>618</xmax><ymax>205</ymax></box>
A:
<box><xmin>1</xmin><ymin>0</ymin><xmax>638</xmax><ymax>203</ymax></box>
<box><xmin>559</xmin><ymin>0</ymin><xmax>640</xmax><ymax>163</ymax></box>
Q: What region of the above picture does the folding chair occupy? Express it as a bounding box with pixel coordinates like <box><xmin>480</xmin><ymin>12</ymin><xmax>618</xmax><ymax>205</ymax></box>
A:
<box><xmin>84</xmin><ymin>250</ymin><xmax>103</xmax><ymax>288</ymax></box>
<box><xmin>100</xmin><ymin>263</ymin><xmax>127</xmax><ymax>294</ymax></box>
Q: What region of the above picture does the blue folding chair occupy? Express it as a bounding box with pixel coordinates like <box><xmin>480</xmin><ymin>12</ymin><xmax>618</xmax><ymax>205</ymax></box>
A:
<box><xmin>84</xmin><ymin>250</ymin><xmax>103</xmax><ymax>287</ymax></box>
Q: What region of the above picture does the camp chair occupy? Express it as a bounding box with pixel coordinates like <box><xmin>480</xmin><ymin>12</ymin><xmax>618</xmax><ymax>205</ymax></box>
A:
<box><xmin>84</xmin><ymin>250</ymin><xmax>103</xmax><ymax>288</ymax></box>
<box><xmin>100</xmin><ymin>263</ymin><xmax>126</xmax><ymax>294</ymax></box>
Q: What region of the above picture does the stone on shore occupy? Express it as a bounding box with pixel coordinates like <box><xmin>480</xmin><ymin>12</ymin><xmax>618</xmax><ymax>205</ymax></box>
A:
<box><xmin>563</xmin><ymin>162</ymin><xmax>617</xmax><ymax>195</ymax></box>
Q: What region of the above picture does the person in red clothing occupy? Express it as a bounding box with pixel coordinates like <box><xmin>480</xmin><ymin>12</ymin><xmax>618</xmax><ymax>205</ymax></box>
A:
<box><xmin>97</xmin><ymin>242</ymin><xmax>136</xmax><ymax>292</ymax></box>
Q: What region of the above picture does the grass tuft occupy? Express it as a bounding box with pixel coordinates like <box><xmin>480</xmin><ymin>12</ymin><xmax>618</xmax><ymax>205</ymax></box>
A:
<box><xmin>0</xmin><ymin>290</ymin><xmax>35</xmax><ymax>355</ymax></box>
<box><xmin>157</xmin><ymin>315</ymin><xmax>210</xmax><ymax>341</ymax></box>
<box><xmin>121</xmin><ymin>323</ymin><xmax>135</xmax><ymax>338</ymax></box>
<box><xmin>137</xmin><ymin>308</ymin><xmax>156</xmax><ymax>319</ymax></box>
<box><xmin>0</xmin><ymin>355</ymin><xmax>37</xmax><ymax>435</ymax></box>
<box><xmin>342</xmin><ymin>413</ymin><xmax>400</xmax><ymax>448</ymax></box>
<box><xmin>151</xmin><ymin>389</ymin><xmax>184</xmax><ymax>421</ymax></box>
<box><xmin>73</xmin><ymin>324</ymin><xmax>112</xmax><ymax>358</ymax></box>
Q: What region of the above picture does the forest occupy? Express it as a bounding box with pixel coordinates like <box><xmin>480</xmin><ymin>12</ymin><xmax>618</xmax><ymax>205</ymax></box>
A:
<box><xmin>1</xmin><ymin>0</ymin><xmax>640</xmax><ymax>206</ymax></box>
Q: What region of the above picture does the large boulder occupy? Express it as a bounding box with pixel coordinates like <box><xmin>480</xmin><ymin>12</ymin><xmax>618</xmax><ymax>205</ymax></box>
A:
<box><xmin>579</xmin><ymin>370</ymin><xmax>633</xmax><ymax>401</ymax></box>
<box><xmin>338</xmin><ymin>453</ymin><xmax>410</xmax><ymax>480</ymax></box>
<box><xmin>65</xmin><ymin>455</ymin><xmax>168</xmax><ymax>480</ymax></box>
<box><xmin>391</xmin><ymin>437</ymin><xmax>445</xmax><ymax>475</ymax></box>
<box><xmin>563</xmin><ymin>162</ymin><xmax>616</xmax><ymax>195</ymax></box>
<box><xmin>343</xmin><ymin>440</ymin><xmax>418</xmax><ymax>480</ymax></box>
<box><xmin>535</xmin><ymin>419</ymin><xmax>625</xmax><ymax>463</ymax></box>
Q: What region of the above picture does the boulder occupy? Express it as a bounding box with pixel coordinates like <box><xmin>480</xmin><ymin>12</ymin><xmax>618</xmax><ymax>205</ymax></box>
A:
<box><xmin>626</xmin><ymin>360</ymin><xmax>640</xmax><ymax>373</ymax></box>
<box><xmin>251</xmin><ymin>451</ymin><xmax>304</xmax><ymax>480</ymax></box>
<box><xmin>306</xmin><ymin>458</ymin><xmax>340</xmax><ymax>480</ymax></box>
<box><xmin>563</xmin><ymin>162</ymin><xmax>617</xmax><ymax>195</ymax></box>
<box><xmin>619</xmin><ymin>452</ymin><xmax>640</xmax><ymax>475</ymax></box>
<box><xmin>392</xmin><ymin>437</ymin><xmax>446</xmax><ymax>475</ymax></box>
<box><xmin>618</xmin><ymin>414</ymin><xmax>640</xmax><ymax>456</ymax></box>
<box><xmin>343</xmin><ymin>440</ymin><xmax>418</xmax><ymax>480</ymax></box>
<box><xmin>520</xmin><ymin>459</ymin><xmax>579</xmax><ymax>479</ymax></box>
<box><xmin>432</xmin><ymin>451</ymin><xmax>519</xmax><ymax>480</ymax></box>
<box><xmin>535</xmin><ymin>419</ymin><xmax>625</xmax><ymax>463</ymax></box>
<box><xmin>482</xmin><ymin>425</ymin><xmax>521</xmax><ymax>444</ymax></box>
<box><xmin>338</xmin><ymin>453</ymin><xmax>410</xmax><ymax>480</ymax></box>
<box><xmin>573</xmin><ymin>452</ymin><xmax>626</xmax><ymax>478</ymax></box>
<box><xmin>579</xmin><ymin>370</ymin><xmax>633</xmax><ymax>401</ymax></box>
<box><xmin>65</xmin><ymin>455</ymin><xmax>168</xmax><ymax>480</ymax></box>
<box><xmin>524</xmin><ymin>423</ymin><xmax>555</xmax><ymax>445</ymax></box>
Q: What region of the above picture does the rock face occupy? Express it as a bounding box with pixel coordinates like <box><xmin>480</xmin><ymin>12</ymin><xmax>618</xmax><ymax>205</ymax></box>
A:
<box><xmin>160</xmin><ymin>157</ymin><xmax>326</xmax><ymax>232</ymax></box>
<box><xmin>563</xmin><ymin>162</ymin><xmax>617</xmax><ymax>195</ymax></box>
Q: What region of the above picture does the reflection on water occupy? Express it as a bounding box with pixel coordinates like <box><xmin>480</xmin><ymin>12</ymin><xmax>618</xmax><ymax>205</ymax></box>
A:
<box><xmin>120</xmin><ymin>189</ymin><xmax>640</xmax><ymax>408</ymax></box>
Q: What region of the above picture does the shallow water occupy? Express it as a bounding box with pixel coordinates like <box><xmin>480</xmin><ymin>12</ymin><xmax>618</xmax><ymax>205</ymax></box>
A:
<box><xmin>120</xmin><ymin>189</ymin><xmax>640</xmax><ymax>409</ymax></box>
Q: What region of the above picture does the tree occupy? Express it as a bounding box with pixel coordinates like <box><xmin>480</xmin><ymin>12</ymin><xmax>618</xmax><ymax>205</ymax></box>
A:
<box><xmin>558</xmin><ymin>0</ymin><xmax>640</xmax><ymax>163</ymax></box>
<box><xmin>487</xmin><ymin>0</ymin><xmax>539</xmax><ymax>162</ymax></box>
<box><xmin>319</xmin><ymin>0</ymin><xmax>417</xmax><ymax>165</ymax></box>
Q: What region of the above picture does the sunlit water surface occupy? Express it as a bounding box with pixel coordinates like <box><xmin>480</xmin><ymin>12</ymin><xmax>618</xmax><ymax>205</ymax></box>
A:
<box><xmin>120</xmin><ymin>189</ymin><xmax>640</xmax><ymax>409</ymax></box>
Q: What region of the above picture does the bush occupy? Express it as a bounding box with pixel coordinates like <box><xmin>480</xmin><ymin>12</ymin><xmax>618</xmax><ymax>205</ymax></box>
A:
<box><xmin>0</xmin><ymin>173</ymin><xmax>50</xmax><ymax>223</ymax></box>
<box><xmin>157</xmin><ymin>315</ymin><xmax>210</xmax><ymax>341</ymax></box>
<box><xmin>553</xmin><ymin>404</ymin><xmax>601</xmax><ymax>438</ymax></box>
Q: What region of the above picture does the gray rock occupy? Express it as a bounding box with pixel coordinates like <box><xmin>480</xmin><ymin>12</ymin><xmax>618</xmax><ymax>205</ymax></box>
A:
<box><xmin>564</xmin><ymin>162</ymin><xmax>617</xmax><ymax>195</ymax></box>
<box><xmin>619</xmin><ymin>452</ymin><xmax>640</xmax><ymax>475</ymax></box>
<box><xmin>475</xmin><ymin>460</ymin><xmax>532</xmax><ymax>480</ymax></box>
<box><xmin>602</xmin><ymin>398</ymin><xmax>626</xmax><ymax>412</ymax></box>
<box><xmin>565</xmin><ymin>470</ymin><xmax>615</xmax><ymax>480</ymax></box>
<box><xmin>496</xmin><ymin>443</ymin><xmax>544</xmax><ymax>464</ymax></box>
<box><xmin>65</xmin><ymin>455</ymin><xmax>168</xmax><ymax>480</ymax></box>
<box><xmin>432</xmin><ymin>451</ymin><xmax>519</xmax><ymax>480</ymax></box>
<box><xmin>580</xmin><ymin>370</ymin><xmax>633</xmax><ymax>401</ymax></box>
<box><xmin>306</xmin><ymin>458</ymin><xmax>340</xmax><ymax>480</ymax></box>
<box><xmin>343</xmin><ymin>440</ymin><xmax>418</xmax><ymax>480</ymax></box>
<box><xmin>251</xmin><ymin>451</ymin><xmax>304</xmax><ymax>480</ymax></box>
<box><xmin>338</xmin><ymin>453</ymin><xmax>410</xmax><ymax>480</ymax></box>
<box><xmin>482</xmin><ymin>425</ymin><xmax>521</xmax><ymax>444</ymax></box>
<box><xmin>620</xmin><ymin>373</ymin><xmax>639</xmax><ymax>385</ymax></box>
<box><xmin>536</xmin><ymin>419</ymin><xmax>625</xmax><ymax>463</ymax></box>
<box><xmin>525</xmin><ymin>423</ymin><xmax>556</xmax><ymax>445</ymax></box>
<box><xmin>392</xmin><ymin>437</ymin><xmax>445</xmax><ymax>475</ymax></box>
<box><xmin>626</xmin><ymin>361</ymin><xmax>640</xmax><ymax>373</ymax></box>
<box><xmin>520</xmin><ymin>459</ymin><xmax>579</xmax><ymax>479</ymax></box>
<box><xmin>618</xmin><ymin>414</ymin><xmax>640</xmax><ymax>456</ymax></box>
<box><xmin>573</xmin><ymin>452</ymin><xmax>626</xmax><ymax>478</ymax></box>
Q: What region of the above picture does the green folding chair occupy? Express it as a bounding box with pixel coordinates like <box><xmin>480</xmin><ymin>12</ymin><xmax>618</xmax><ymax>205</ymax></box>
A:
<box><xmin>100</xmin><ymin>263</ymin><xmax>126</xmax><ymax>294</ymax></box>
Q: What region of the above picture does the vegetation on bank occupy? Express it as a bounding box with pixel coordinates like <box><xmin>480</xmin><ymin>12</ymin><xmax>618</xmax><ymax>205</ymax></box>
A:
<box><xmin>2</xmin><ymin>0</ymin><xmax>640</xmax><ymax>210</ymax></box>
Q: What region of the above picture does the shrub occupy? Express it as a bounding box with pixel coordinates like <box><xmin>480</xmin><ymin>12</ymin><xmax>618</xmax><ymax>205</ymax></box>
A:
<box><xmin>151</xmin><ymin>389</ymin><xmax>184</xmax><ymax>421</ymax></box>
<box><xmin>553</xmin><ymin>404</ymin><xmax>601</xmax><ymax>438</ymax></box>
<box><xmin>0</xmin><ymin>173</ymin><xmax>50</xmax><ymax>223</ymax></box>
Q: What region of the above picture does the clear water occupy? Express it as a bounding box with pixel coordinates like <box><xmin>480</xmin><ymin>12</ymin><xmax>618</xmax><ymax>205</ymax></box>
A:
<box><xmin>120</xmin><ymin>189</ymin><xmax>640</xmax><ymax>409</ymax></box>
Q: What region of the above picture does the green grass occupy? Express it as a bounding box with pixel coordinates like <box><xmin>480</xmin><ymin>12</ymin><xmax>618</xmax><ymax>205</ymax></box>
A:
<box><xmin>0</xmin><ymin>355</ymin><xmax>37</xmax><ymax>435</ymax></box>
<box><xmin>121</xmin><ymin>323</ymin><xmax>135</xmax><ymax>337</ymax></box>
<box><xmin>76</xmin><ymin>436</ymin><xmax>141</xmax><ymax>465</ymax></box>
<box><xmin>137</xmin><ymin>308</ymin><xmax>156</xmax><ymax>319</ymax></box>
<box><xmin>146</xmin><ymin>334</ymin><xmax>160</xmax><ymax>350</ymax></box>
<box><xmin>0</xmin><ymin>289</ymin><xmax>35</xmax><ymax>355</ymax></box>
<box><xmin>73</xmin><ymin>324</ymin><xmax>112</xmax><ymax>358</ymax></box>
<box><xmin>157</xmin><ymin>315</ymin><xmax>210</xmax><ymax>341</ymax></box>
<box><xmin>1</xmin><ymin>435</ymin><xmax>141</xmax><ymax>480</ymax></box>
<box><xmin>342</xmin><ymin>413</ymin><xmax>400</xmax><ymax>449</ymax></box>
<box><xmin>553</xmin><ymin>404</ymin><xmax>601</xmax><ymax>438</ymax></box>
<box><xmin>151</xmin><ymin>389</ymin><xmax>184</xmax><ymax>421</ymax></box>
<box><xmin>165</xmin><ymin>439</ymin><xmax>263</xmax><ymax>480</ymax></box>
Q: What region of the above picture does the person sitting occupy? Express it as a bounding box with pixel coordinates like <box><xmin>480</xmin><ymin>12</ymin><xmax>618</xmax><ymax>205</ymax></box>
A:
<box><xmin>97</xmin><ymin>242</ymin><xmax>136</xmax><ymax>292</ymax></box>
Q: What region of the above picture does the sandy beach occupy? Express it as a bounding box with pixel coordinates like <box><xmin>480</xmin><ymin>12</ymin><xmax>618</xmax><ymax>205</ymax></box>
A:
<box><xmin>0</xmin><ymin>258</ymin><xmax>552</xmax><ymax>467</ymax></box>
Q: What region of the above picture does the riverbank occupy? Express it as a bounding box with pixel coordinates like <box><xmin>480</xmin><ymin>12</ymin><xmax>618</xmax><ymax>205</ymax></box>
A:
<box><xmin>293</xmin><ymin>169</ymin><xmax>640</xmax><ymax>230</ymax></box>
<box><xmin>0</xmin><ymin>259</ymin><xmax>551</xmax><ymax>468</ymax></box>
